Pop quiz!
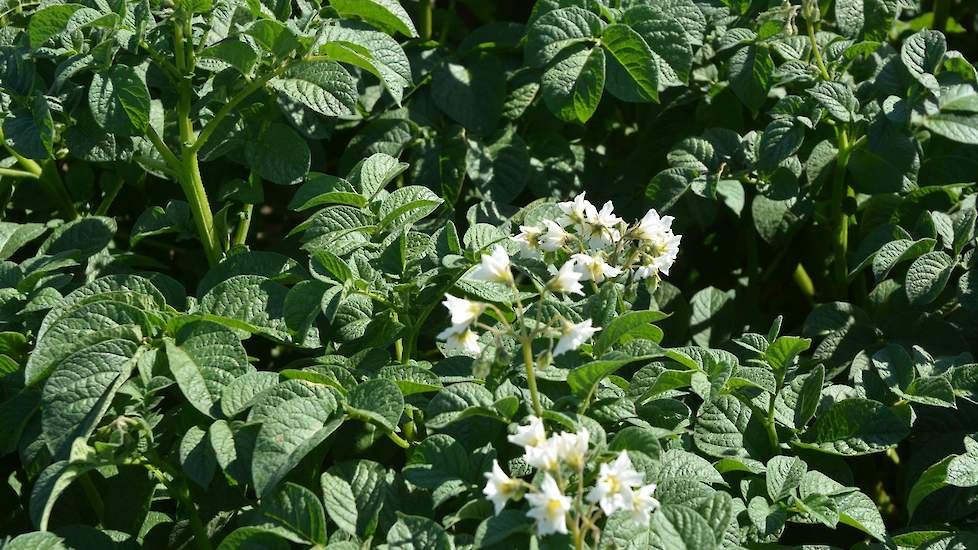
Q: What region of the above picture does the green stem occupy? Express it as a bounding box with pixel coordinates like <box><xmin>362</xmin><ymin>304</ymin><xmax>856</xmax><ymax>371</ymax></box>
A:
<box><xmin>793</xmin><ymin>263</ymin><xmax>815</xmax><ymax>303</ymax></box>
<box><xmin>830</xmin><ymin>128</ymin><xmax>852</xmax><ymax>299</ymax></box>
<box><xmin>386</xmin><ymin>431</ymin><xmax>410</xmax><ymax>449</ymax></box>
<box><xmin>932</xmin><ymin>0</ymin><xmax>950</xmax><ymax>33</ymax></box>
<box><xmin>231</xmin><ymin>203</ymin><xmax>253</xmax><ymax>246</ymax></box>
<box><xmin>94</xmin><ymin>173</ymin><xmax>125</xmax><ymax>216</ymax></box>
<box><xmin>764</xmin><ymin>397</ymin><xmax>780</xmax><ymax>455</ymax></box>
<box><xmin>418</xmin><ymin>0</ymin><xmax>433</xmax><ymax>40</ymax></box>
<box><xmin>143</xmin><ymin>455</ymin><xmax>212</xmax><ymax>550</ymax></box>
<box><xmin>79</xmin><ymin>474</ymin><xmax>105</xmax><ymax>526</ymax></box>
<box><xmin>806</xmin><ymin>14</ymin><xmax>830</xmax><ymax>80</ymax></box>
<box><xmin>0</xmin><ymin>167</ymin><xmax>38</xmax><ymax>179</ymax></box>
<box><xmin>1</xmin><ymin>129</ymin><xmax>77</xmax><ymax>219</ymax></box>
<box><xmin>522</xmin><ymin>338</ymin><xmax>543</xmax><ymax>417</ymax></box>
<box><xmin>180</xmin><ymin>150</ymin><xmax>222</xmax><ymax>266</ymax></box>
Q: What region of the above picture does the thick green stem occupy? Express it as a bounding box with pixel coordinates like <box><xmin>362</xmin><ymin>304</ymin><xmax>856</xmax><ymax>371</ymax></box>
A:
<box><xmin>764</xmin><ymin>398</ymin><xmax>780</xmax><ymax>455</ymax></box>
<box><xmin>94</xmin><ymin>174</ymin><xmax>125</xmax><ymax>216</ymax></box>
<box><xmin>1</xmin><ymin>129</ymin><xmax>77</xmax><ymax>219</ymax></box>
<box><xmin>793</xmin><ymin>263</ymin><xmax>815</xmax><ymax>303</ymax></box>
<box><xmin>176</xmin><ymin>479</ymin><xmax>213</xmax><ymax>550</ymax></box>
<box><xmin>522</xmin><ymin>338</ymin><xmax>543</xmax><ymax>417</ymax></box>
<box><xmin>830</xmin><ymin>129</ymin><xmax>852</xmax><ymax>299</ymax></box>
<box><xmin>0</xmin><ymin>167</ymin><xmax>38</xmax><ymax>179</ymax></box>
<box><xmin>932</xmin><ymin>0</ymin><xmax>950</xmax><ymax>33</ymax></box>
<box><xmin>180</xmin><ymin>151</ymin><xmax>222</xmax><ymax>266</ymax></box>
<box><xmin>231</xmin><ymin>203</ymin><xmax>253</xmax><ymax>246</ymax></box>
<box><xmin>806</xmin><ymin>15</ymin><xmax>830</xmax><ymax>80</ymax></box>
<box><xmin>418</xmin><ymin>0</ymin><xmax>433</xmax><ymax>40</ymax></box>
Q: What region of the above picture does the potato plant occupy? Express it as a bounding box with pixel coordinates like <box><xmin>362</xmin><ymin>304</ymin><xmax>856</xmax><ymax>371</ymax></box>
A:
<box><xmin>1</xmin><ymin>0</ymin><xmax>978</xmax><ymax>548</ymax></box>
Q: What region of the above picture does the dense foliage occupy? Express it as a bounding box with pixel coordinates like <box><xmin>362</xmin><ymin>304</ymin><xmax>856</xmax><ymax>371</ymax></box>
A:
<box><xmin>2</xmin><ymin>0</ymin><xmax>978</xmax><ymax>548</ymax></box>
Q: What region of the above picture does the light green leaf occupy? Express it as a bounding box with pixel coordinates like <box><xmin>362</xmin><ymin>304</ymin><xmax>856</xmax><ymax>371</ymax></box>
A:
<box><xmin>248</xmin><ymin>380</ymin><xmax>340</xmax><ymax>497</ymax></box>
<box><xmin>567</xmin><ymin>354</ymin><xmax>661</xmax><ymax>397</ymax></box>
<box><xmin>321</xmin><ymin>460</ymin><xmax>387</xmax><ymax>537</ymax></box>
<box><xmin>88</xmin><ymin>65</ymin><xmax>151</xmax><ymax>136</ymax></box>
<box><xmin>41</xmin><ymin>339</ymin><xmax>138</xmax><ymax>457</ymax></box>
<box><xmin>651</xmin><ymin>504</ymin><xmax>718</xmax><ymax>550</ymax></box>
<box><xmin>765</xmin><ymin>455</ymin><xmax>807</xmax><ymax>502</ymax></box>
<box><xmin>28</xmin><ymin>4</ymin><xmax>86</xmax><ymax>50</ymax></box>
<box><xmin>693</xmin><ymin>395</ymin><xmax>750</xmax><ymax>458</ymax></box>
<box><xmin>269</xmin><ymin>60</ymin><xmax>358</xmax><ymax>117</ymax></box>
<box><xmin>729</xmin><ymin>45</ymin><xmax>773</xmax><ymax>113</ymax></box>
<box><xmin>541</xmin><ymin>44</ymin><xmax>605</xmax><ymax>123</ymax></box>
<box><xmin>344</xmin><ymin>378</ymin><xmax>404</xmax><ymax>432</ymax></box>
<box><xmin>165</xmin><ymin>320</ymin><xmax>252</xmax><ymax>418</ymax></box>
<box><xmin>378</xmin><ymin>186</ymin><xmax>443</xmax><ymax>229</ymax></box>
<box><xmin>808</xmin><ymin>81</ymin><xmax>860</xmax><ymax>122</ymax></box>
<box><xmin>799</xmin><ymin>398</ymin><xmax>909</xmax><ymax>455</ymax></box>
<box><xmin>318</xmin><ymin>21</ymin><xmax>412</xmax><ymax>104</ymax></box>
<box><xmin>921</xmin><ymin>113</ymin><xmax>978</xmax><ymax>144</ymax></box>
<box><xmin>600</xmin><ymin>24</ymin><xmax>659</xmax><ymax>102</ymax></box>
<box><xmin>328</xmin><ymin>0</ymin><xmax>418</xmax><ymax>38</ymax></box>
<box><xmin>905</xmin><ymin>251</ymin><xmax>954</xmax><ymax>305</ymax></box>
<box><xmin>259</xmin><ymin>482</ymin><xmax>328</xmax><ymax>545</ymax></box>
<box><xmin>387</xmin><ymin>514</ymin><xmax>454</xmax><ymax>549</ymax></box>
<box><xmin>525</xmin><ymin>7</ymin><xmax>603</xmax><ymax>67</ymax></box>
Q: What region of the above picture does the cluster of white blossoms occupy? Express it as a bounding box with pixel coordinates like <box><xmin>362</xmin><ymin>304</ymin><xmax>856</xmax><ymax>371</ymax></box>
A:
<box><xmin>436</xmin><ymin>245</ymin><xmax>600</xmax><ymax>356</ymax></box>
<box><xmin>512</xmin><ymin>192</ymin><xmax>682</xmax><ymax>285</ymax></box>
<box><xmin>483</xmin><ymin>416</ymin><xmax>660</xmax><ymax>537</ymax></box>
<box><xmin>436</xmin><ymin>193</ymin><xmax>680</xmax><ymax>357</ymax></box>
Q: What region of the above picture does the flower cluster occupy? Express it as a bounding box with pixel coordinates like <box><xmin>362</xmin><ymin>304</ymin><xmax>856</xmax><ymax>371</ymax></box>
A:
<box><xmin>514</xmin><ymin>192</ymin><xmax>682</xmax><ymax>285</ymax></box>
<box><xmin>483</xmin><ymin>416</ymin><xmax>660</xmax><ymax>538</ymax></box>
<box><xmin>436</xmin><ymin>194</ymin><xmax>681</xmax><ymax>356</ymax></box>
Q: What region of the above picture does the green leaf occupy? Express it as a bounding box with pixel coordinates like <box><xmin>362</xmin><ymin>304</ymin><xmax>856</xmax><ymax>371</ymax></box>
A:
<box><xmin>378</xmin><ymin>186</ymin><xmax>444</xmax><ymax>229</ymax></box>
<box><xmin>0</xmin><ymin>222</ymin><xmax>45</xmax><ymax>260</ymax></box>
<box><xmin>758</xmin><ymin>118</ymin><xmax>804</xmax><ymax>171</ymax></box>
<box><xmin>693</xmin><ymin>394</ymin><xmax>751</xmax><ymax>458</ymax></box>
<box><xmin>348</xmin><ymin>152</ymin><xmax>408</xmax><ymax>198</ymax></box>
<box><xmin>651</xmin><ymin>504</ymin><xmax>718</xmax><ymax>550</ymax></box>
<box><xmin>40</xmin><ymin>339</ymin><xmax>138</xmax><ymax>458</ymax></box>
<box><xmin>620</xmin><ymin>6</ymin><xmax>694</xmax><ymax>86</ymax></box>
<box><xmin>318</xmin><ymin>21</ymin><xmax>412</xmax><ymax>104</ymax></box>
<box><xmin>328</xmin><ymin>0</ymin><xmax>418</xmax><ymax>38</ymax></box>
<box><xmin>834</xmin><ymin>0</ymin><xmax>865</xmax><ymax>38</ymax></box>
<box><xmin>765</xmin><ymin>455</ymin><xmax>807</xmax><ymax>501</ymax></box>
<box><xmin>525</xmin><ymin>7</ymin><xmax>603</xmax><ymax>67</ymax></box>
<box><xmin>3</xmin><ymin>97</ymin><xmax>54</xmax><ymax>160</ymax></box>
<box><xmin>28</xmin><ymin>4</ymin><xmax>86</xmax><ymax>50</ymax></box>
<box><xmin>217</xmin><ymin>527</ymin><xmax>290</xmax><ymax>550</ymax></box>
<box><xmin>729</xmin><ymin>45</ymin><xmax>773</xmax><ymax>113</ymax></box>
<box><xmin>88</xmin><ymin>65</ymin><xmax>151</xmax><ymax>136</ymax></box>
<box><xmin>905</xmin><ymin>251</ymin><xmax>954</xmax><ymax>305</ymax></box>
<box><xmin>199</xmin><ymin>38</ymin><xmax>260</xmax><ymax>76</ymax></box>
<box><xmin>165</xmin><ymin>320</ymin><xmax>252</xmax><ymax>418</ymax></box>
<box><xmin>29</xmin><ymin>458</ymin><xmax>100</xmax><ymax>530</ymax></box>
<box><xmin>799</xmin><ymin>398</ymin><xmax>909</xmax><ymax>455</ymax></box>
<box><xmin>595</xmin><ymin>310</ymin><xmax>669</xmax><ymax>356</ymax></box>
<box><xmin>220</xmin><ymin>371</ymin><xmax>280</xmax><ymax>417</ymax></box>
<box><xmin>600</xmin><ymin>24</ymin><xmax>659</xmax><ymax>102</ymax></box>
<box><xmin>179</xmin><ymin>425</ymin><xmax>216</xmax><ymax>488</ymax></box>
<box><xmin>808</xmin><ymin>81</ymin><xmax>860</xmax><ymax>122</ymax></box>
<box><xmin>387</xmin><ymin>514</ymin><xmax>454</xmax><ymax>549</ymax></box>
<box><xmin>269</xmin><ymin>60</ymin><xmax>358</xmax><ymax>118</ymax></box>
<box><xmin>260</xmin><ymin>482</ymin><xmax>328</xmax><ymax>545</ymax></box>
<box><xmin>872</xmin><ymin>238</ymin><xmax>937</xmax><ymax>281</ymax></box>
<box><xmin>344</xmin><ymin>378</ymin><xmax>404</xmax><ymax>432</ymax></box>
<box><xmin>794</xmin><ymin>365</ymin><xmax>824</xmax><ymax>429</ymax></box>
<box><xmin>541</xmin><ymin>44</ymin><xmax>605</xmax><ymax>123</ymax></box>
<box><xmin>199</xmin><ymin>275</ymin><xmax>290</xmax><ymax>341</ymax></box>
<box><xmin>765</xmin><ymin>336</ymin><xmax>811</xmax><ymax>380</ymax></box>
<box><xmin>248</xmin><ymin>380</ymin><xmax>340</xmax><ymax>497</ymax></box>
<box><xmin>288</xmin><ymin>174</ymin><xmax>365</xmax><ymax>211</ymax></box>
<box><xmin>321</xmin><ymin>460</ymin><xmax>387</xmax><ymax>537</ymax></box>
<box><xmin>27</xmin><ymin>300</ymin><xmax>148</xmax><ymax>386</ymax></box>
<box><xmin>246</xmin><ymin>123</ymin><xmax>311</xmax><ymax>186</ymax></box>
<box><xmin>567</xmin><ymin>353</ymin><xmax>660</xmax><ymax>397</ymax></box>
<box><xmin>901</xmin><ymin>29</ymin><xmax>946</xmax><ymax>88</ymax></box>
<box><xmin>921</xmin><ymin>113</ymin><xmax>978</xmax><ymax>145</ymax></box>
<box><xmin>431</xmin><ymin>58</ymin><xmax>506</xmax><ymax>135</ymax></box>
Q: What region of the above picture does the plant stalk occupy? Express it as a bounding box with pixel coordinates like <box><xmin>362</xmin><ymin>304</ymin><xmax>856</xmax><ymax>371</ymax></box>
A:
<box><xmin>1</xmin><ymin>129</ymin><xmax>78</xmax><ymax>219</ymax></box>
<box><xmin>793</xmin><ymin>263</ymin><xmax>815</xmax><ymax>303</ymax></box>
<box><xmin>805</xmin><ymin>14</ymin><xmax>831</xmax><ymax>80</ymax></box>
<box><xmin>932</xmin><ymin>0</ymin><xmax>950</xmax><ymax>33</ymax></box>
<box><xmin>94</xmin><ymin>173</ymin><xmax>125</xmax><ymax>216</ymax></box>
<box><xmin>180</xmin><ymin>151</ymin><xmax>222</xmax><ymax>266</ymax></box>
<box><xmin>0</xmin><ymin>167</ymin><xmax>38</xmax><ymax>179</ymax></box>
<box><xmin>418</xmin><ymin>0</ymin><xmax>433</xmax><ymax>40</ymax></box>
<box><xmin>522</xmin><ymin>338</ymin><xmax>543</xmax><ymax>417</ymax></box>
<box><xmin>830</xmin><ymin>129</ymin><xmax>852</xmax><ymax>299</ymax></box>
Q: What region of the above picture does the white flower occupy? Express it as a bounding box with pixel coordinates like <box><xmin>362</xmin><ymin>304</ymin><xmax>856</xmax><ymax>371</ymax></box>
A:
<box><xmin>633</xmin><ymin>263</ymin><xmax>656</xmax><ymax>280</ymax></box>
<box><xmin>539</xmin><ymin>220</ymin><xmax>571</xmax><ymax>252</ymax></box>
<box><xmin>572</xmin><ymin>253</ymin><xmax>622</xmax><ymax>284</ymax></box>
<box><xmin>631</xmin><ymin>209</ymin><xmax>674</xmax><ymax>242</ymax></box>
<box><xmin>524</xmin><ymin>437</ymin><xmax>560</xmax><ymax>471</ymax></box>
<box><xmin>628</xmin><ymin>484</ymin><xmax>660</xmax><ymax>526</ymax></box>
<box><xmin>483</xmin><ymin>460</ymin><xmax>521</xmax><ymax>515</ymax></box>
<box><xmin>554</xmin><ymin>429</ymin><xmax>590</xmax><ymax>470</ymax></box>
<box><xmin>511</xmin><ymin>225</ymin><xmax>544</xmax><ymax>258</ymax></box>
<box><xmin>507</xmin><ymin>415</ymin><xmax>547</xmax><ymax>449</ymax></box>
<box><xmin>526</xmin><ymin>474</ymin><xmax>571</xmax><ymax>536</ymax></box>
<box><xmin>557</xmin><ymin>192</ymin><xmax>592</xmax><ymax>228</ymax></box>
<box><xmin>586</xmin><ymin>451</ymin><xmax>644</xmax><ymax>516</ymax></box>
<box><xmin>439</xmin><ymin>327</ymin><xmax>481</xmax><ymax>354</ymax></box>
<box><xmin>553</xmin><ymin>319</ymin><xmax>600</xmax><ymax>357</ymax></box>
<box><xmin>441</xmin><ymin>294</ymin><xmax>485</xmax><ymax>326</ymax></box>
<box><xmin>583</xmin><ymin>201</ymin><xmax>623</xmax><ymax>248</ymax></box>
<box><xmin>547</xmin><ymin>260</ymin><xmax>584</xmax><ymax>295</ymax></box>
<box><xmin>630</xmin><ymin>209</ymin><xmax>682</xmax><ymax>276</ymax></box>
<box><xmin>470</xmin><ymin>245</ymin><xmax>513</xmax><ymax>283</ymax></box>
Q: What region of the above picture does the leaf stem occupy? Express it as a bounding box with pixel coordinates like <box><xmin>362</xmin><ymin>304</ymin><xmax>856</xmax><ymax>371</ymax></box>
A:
<box><xmin>522</xmin><ymin>337</ymin><xmax>543</xmax><ymax>417</ymax></box>
<box><xmin>805</xmin><ymin>14</ymin><xmax>830</xmax><ymax>80</ymax></box>
<box><xmin>191</xmin><ymin>65</ymin><xmax>289</xmax><ymax>154</ymax></box>
<box><xmin>1</xmin><ymin>129</ymin><xmax>77</xmax><ymax>219</ymax></box>
<box><xmin>94</xmin><ymin>173</ymin><xmax>125</xmax><ymax>216</ymax></box>
<box><xmin>418</xmin><ymin>0</ymin><xmax>433</xmax><ymax>40</ymax></box>
<box><xmin>793</xmin><ymin>263</ymin><xmax>815</xmax><ymax>303</ymax></box>
<box><xmin>830</xmin><ymin>128</ymin><xmax>852</xmax><ymax>299</ymax></box>
<box><xmin>0</xmin><ymin>167</ymin><xmax>38</xmax><ymax>179</ymax></box>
